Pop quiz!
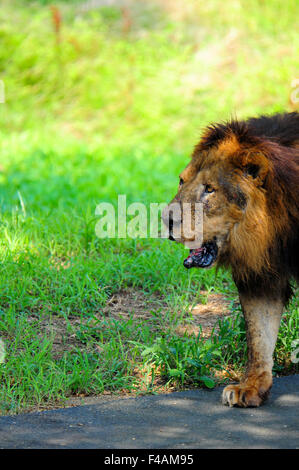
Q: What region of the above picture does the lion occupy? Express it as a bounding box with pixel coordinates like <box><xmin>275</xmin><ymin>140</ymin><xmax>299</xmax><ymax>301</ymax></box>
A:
<box><xmin>162</xmin><ymin>112</ymin><xmax>299</xmax><ymax>407</ymax></box>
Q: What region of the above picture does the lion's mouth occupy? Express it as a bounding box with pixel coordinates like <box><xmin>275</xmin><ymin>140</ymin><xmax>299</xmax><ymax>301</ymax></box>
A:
<box><xmin>183</xmin><ymin>241</ymin><xmax>218</xmax><ymax>269</ymax></box>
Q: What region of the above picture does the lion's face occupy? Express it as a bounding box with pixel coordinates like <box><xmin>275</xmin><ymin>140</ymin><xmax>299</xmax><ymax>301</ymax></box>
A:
<box><xmin>162</xmin><ymin>133</ymin><xmax>273</xmax><ymax>272</ymax></box>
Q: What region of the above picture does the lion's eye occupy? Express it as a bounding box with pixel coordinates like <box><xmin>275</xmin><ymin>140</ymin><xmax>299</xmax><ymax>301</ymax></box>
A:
<box><xmin>204</xmin><ymin>184</ymin><xmax>215</xmax><ymax>194</ymax></box>
<box><xmin>179</xmin><ymin>178</ymin><xmax>184</xmax><ymax>187</ymax></box>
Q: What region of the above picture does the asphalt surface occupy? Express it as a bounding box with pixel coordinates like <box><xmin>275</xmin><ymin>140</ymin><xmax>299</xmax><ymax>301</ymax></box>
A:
<box><xmin>0</xmin><ymin>375</ymin><xmax>298</xmax><ymax>449</ymax></box>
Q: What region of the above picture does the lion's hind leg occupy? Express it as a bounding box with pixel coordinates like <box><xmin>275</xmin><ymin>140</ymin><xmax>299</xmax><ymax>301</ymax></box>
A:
<box><xmin>222</xmin><ymin>295</ymin><xmax>283</xmax><ymax>408</ymax></box>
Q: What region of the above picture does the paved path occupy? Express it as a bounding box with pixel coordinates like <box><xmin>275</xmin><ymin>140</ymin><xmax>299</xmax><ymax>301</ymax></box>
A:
<box><xmin>0</xmin><ymin>375</ymin><xmax>298</xmax><ymax>449</ymax></box>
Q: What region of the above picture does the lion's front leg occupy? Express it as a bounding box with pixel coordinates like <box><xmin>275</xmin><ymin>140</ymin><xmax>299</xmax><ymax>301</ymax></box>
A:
<box><xmin>222</xmin><ymin>295</ymin><xmax>283</xmax><ymax>407</ymax></box>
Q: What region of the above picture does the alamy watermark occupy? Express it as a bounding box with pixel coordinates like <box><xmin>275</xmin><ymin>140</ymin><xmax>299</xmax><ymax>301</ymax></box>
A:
<box><xmin>95</xmin><ymin>195</ymin><xmax>203</xmax><ymax>248</ymax></box>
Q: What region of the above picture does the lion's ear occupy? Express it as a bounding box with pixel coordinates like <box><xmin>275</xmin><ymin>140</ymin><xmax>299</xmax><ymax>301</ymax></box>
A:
<box><xmin>244</xmin><ymin>163</ymin><xmax>260</xmax><ymax>179</ymax></box>
<box><xmin>238</xmin><ymin>152</ymin><xmax>270</xmax><ymax>187</ymax></box>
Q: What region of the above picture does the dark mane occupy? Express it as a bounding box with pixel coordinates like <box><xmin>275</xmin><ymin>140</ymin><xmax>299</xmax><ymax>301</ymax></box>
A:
<box><xmin>247</xmin><ymin>112</ymin><xmax>299</xmax><ymax>147</ymax></box>
<box><xmin>199</xmin><ymin>112</ymin><xmax>299</xmax><ymax>150</ymax></box>
<box><xmin>199</xmin><ymin>119</ymin><xmax>254</xmax><ymax>150</ymax></box>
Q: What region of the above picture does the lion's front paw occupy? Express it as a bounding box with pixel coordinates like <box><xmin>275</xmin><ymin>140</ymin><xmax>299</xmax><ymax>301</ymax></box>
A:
<box><xmin>222</xmin><ymin>384</ymin><xmax>265</xmax><ymax>408</ymax></box>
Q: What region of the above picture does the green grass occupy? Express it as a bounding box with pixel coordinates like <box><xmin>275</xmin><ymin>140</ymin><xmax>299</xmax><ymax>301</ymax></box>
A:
<box><xmin>0</xmin><ymin>0</ymin><xmax>298</xmax><ymax>414</ymax></box>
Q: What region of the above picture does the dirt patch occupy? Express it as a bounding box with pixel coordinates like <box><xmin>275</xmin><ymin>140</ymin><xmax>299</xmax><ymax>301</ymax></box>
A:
<box><xmin>24</xmin><ymin>288</ymin><xmax>235</xmax><ymax>369</ymax></box>
<box><xmin>25</xmin><ymin>288</ymin><xmax>169</xmax><ymax>360</ymax></box>
<box><xmin>102</xmin><ymin>288</ymin><xmax>167</xmax><ymax>321</ymax></box>
<box><xmin>102</xmin><ymin>287</ymin><xmax>233</xmax><ymax>337</ymax></box>
<box><xmin>175</xmin><ymin>291</ymin><xmax>233</xmax><ymax>337</ymax></box>
<box><xmin>30</xmin><ymin>288</ymin><xmax>234</xmax><ymax>358</ymax></box>
<box><xmin>26</xmin><ymin>313</ymin><xmax>86</xmax><ymax>359</ymax></box>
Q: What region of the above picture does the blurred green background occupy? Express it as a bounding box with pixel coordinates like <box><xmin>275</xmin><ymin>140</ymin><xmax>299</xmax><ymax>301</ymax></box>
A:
<box><xmin>1</xmin><ymin>0</ymin><xmax>298</xmax><ymax>144</ymax></box>
<box><xmin>0</xmin><ymin>0</ymin><xmax>298</xmax><ymax>412</ymax></box>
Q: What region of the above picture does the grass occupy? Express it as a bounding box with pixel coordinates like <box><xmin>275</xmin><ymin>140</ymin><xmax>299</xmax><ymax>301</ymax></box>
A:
<box><xmin>0</xmin><ymin>0</ymin><xmax>298</xmax><ymax>414</ymax></box>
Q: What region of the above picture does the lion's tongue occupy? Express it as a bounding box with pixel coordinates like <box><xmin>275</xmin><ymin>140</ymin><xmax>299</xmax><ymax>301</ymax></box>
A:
<box><xmin>183</xmin><ymin>241</ymin><xmax>218</xmax><ymax>269</ymax></box>
<box><xmin>183</xmin><ymin>247</ymin><xmax>204</xmax><ymax>268</ymax></box>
